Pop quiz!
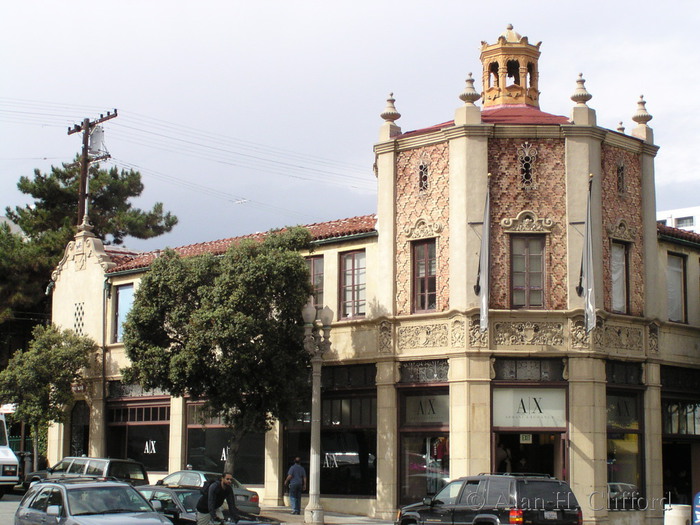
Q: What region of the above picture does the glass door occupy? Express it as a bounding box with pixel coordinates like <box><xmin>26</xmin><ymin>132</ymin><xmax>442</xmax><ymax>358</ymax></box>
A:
<box><xmin>400</xmin><ymin>434</ymin><xmax>449</xmax><ymax>504</ymax></box>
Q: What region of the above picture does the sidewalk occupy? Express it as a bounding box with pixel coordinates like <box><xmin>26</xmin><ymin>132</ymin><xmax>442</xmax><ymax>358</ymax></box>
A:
<box><xmin>259</xmin><ymin>506</ymin><xmax>394</xmax><ymax>525</ymax></box>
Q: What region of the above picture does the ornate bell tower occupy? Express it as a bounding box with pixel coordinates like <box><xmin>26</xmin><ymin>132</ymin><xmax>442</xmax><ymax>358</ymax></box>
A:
<box><xmin>480</xmin><ymin>24</ymin><xmax>541</xmax><ymax>108</ymax></box>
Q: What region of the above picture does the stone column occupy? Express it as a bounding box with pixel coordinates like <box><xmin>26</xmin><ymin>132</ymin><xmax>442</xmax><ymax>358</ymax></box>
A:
<box><xmin>644</xmin><ymin>363</ymin><xmax>664</xmax><ymax>525</ymax></box>
<box><xmin>263</xmin><ymin>421</ymin><xmax>284</xmax><ymax>506</ymax></box>
<box><xmin>168</xmin><ymin>396</ymin><xmax>187</xmax><ymax>472</ymax></box>
<box><xmin>568</xmin><ymin>357</ymin><xmax>608</xmax><ymax>525</ymax></box>
<box><xmin>375</xmin><ymin>360</ymin><xmax>397</xmax><ymax>520</ymax></box>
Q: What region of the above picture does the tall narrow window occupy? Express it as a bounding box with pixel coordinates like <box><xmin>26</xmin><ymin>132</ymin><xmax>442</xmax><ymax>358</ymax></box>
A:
<box><xmin>511</xmin><ymin>235</ymin><xmax>544</xmax><ymax>308</ymax></box>
<box><xmin>413</xmin><ymin>239</ymin><xmax>437</xmax><ymax>312</ymax></box>
<box><xmin>113</xmin><ymin>283</ymin><xmax>134</xmax><ymax>343</ymax></box>
<box><xmin>340</xmin><ymin>251</ymin><xmax>366</xmax><ymax>318</ymax></box>
<box><xmin>306</xmin><ymin>256</ymin><xmax>324</xmax><ymax>309</ymax></box>
<box><xmin>611</xmin><ymin>242</ymin><xmax>629</xmax><ymax>314</ymax></box>
<box><xmin>418</xmin><ymin>164</ymin><xmax>429</xmax><ymax>192</ymax></box>
<box><xmin>667</xmin><ymin>253</ymin><xmax>686</xmax><ymax>323</ymax></box>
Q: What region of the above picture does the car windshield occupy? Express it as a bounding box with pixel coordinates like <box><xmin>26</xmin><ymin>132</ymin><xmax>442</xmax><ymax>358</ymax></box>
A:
<box><xmin>67</xmin><ymin>486</ymin><xmax>153</xmax><ymax>515</ymax></box>
<box><xmin>176</xmin><ymin>488</ymin><xmax>203</xmax><ymax>512</ymax></box>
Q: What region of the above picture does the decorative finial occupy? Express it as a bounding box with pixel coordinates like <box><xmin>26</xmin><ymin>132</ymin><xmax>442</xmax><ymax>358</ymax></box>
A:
<box><xmin>571</xmin><ymin>73</ymin><xmax>592</xmax><ymax>106</ymax></box>
<box><xmin>380</xmin><ymin>92</ymin><xmax>401</xmax><ymax>123</ymax></box>
<box><xmin>459</xmin><ymin>73</ymin><xmax>480</xmax><ymax>105</ymax></box>
<box><xmin>77</xmin><ymin>214</ymin><xmax>94</xmax><ymax>232</ymax></box>
<box><xmin>506</xmin><ymin>23</ymin><xmax>513</xmax><ymax>30</ymax></box>
<box><xmin>632</xmin><ymin>95</ymin><xmax>652</xmax><ymax>125</ymax></box>
<box><xmin>617</xmin><ymin>122</ymin><xmax>625</xmax><ymax>133</ymax></box>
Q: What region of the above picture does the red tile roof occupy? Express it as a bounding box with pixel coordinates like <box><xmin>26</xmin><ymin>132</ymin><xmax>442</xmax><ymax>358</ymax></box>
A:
<box><xmin>657</xmin><ymin>223</ymin><xmax>700</xmax><ymax>245</ymax></box>
<box><xmin>481</xmin><ymin>105</ymin><xmax>570</xmax><ymax>125</ymax></box>
<box><xmin>107</xmin><ymin>214</ymin><xmax>377</xmax><ymax>273</ymax></box>
<box><xmin>399</xmin><ymin>105</ymin><xmax>570</xmax><ymax>139</ymax></box>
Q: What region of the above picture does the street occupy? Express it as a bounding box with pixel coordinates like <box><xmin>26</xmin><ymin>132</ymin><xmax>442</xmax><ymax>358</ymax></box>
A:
<box><xmin>0</xmin><ymin>491</ymin><xmax>23</xmax><ymax>522</ymax></box>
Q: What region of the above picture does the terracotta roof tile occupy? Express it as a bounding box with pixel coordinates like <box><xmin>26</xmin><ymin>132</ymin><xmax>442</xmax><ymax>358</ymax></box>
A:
<box><xmin>657</xmin><ymin>223</ymin><xmax>700</xmax><ymax>245</ymax></box>
<box><xmin>398</xmin><ymin>106</ymin><xmax>570</xmax><ymax>139</ymax></box>
<box><xmin>108</xmin><ymin>214</ymin><xmax>377</xmax><ymax>273</ymax></box>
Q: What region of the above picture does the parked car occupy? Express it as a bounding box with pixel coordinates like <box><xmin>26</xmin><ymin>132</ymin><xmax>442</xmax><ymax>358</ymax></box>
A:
<box><xmin>156</xmin><ymin>469</ymin><xmax>260</xmax><ymax>514</ymax></box>
<box><xmin>24</xmin><ymin>456</ymin><xmax>149</xmax><ymax>489</ymax></box>
<box><xmin>137</xmin><ymin>485</ymin><xmax>278</xmax><ymax>525</ymax></box>
<box><xmin>395</xmin><ymin>473</ymin><xmax>582</xmax><ymax>525</ymax></box>
<box><xmin>14</xmin><ymin>478</ymin><xmax>171</xmax><ymax>524</ymax></box>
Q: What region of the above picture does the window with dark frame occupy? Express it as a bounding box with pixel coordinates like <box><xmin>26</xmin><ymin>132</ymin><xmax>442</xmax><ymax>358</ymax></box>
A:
<box><xmin>667</xmin><ymin>253</ymin><xmax>686</xmax><ymax>323</ymax></box>
<box><xmin>284</xmin><ymin>364</ymin><xmax>377</xmax><ymax>496</ymax></box>
<box><xmin>606</xmin><ymin>361</ymin><xmax>644</xmax><ymax>510</ymax></box>
<box><xmin>306</xmin><ymin>256</ymin><xmax>324</xmax><ymax>309</ymax></box>
<box><xmin>340</xmin><ymin>250</ymin><xmax>366</xmax><ymax>318</ymax></box>
<box><xmin>413</xmin><ymin>239</ymin><xmax>437</xmax><ymax>312</ymax></box>
<box><xmin>511</xmin><ymin>235</ymin><xmax>544</xmax><ymax>308</ymax></box>
<box><xmin>113</xmin><ymin>283</ymin><xmax>134</xmax><ymax>343</ymax></box>
<box><xmin>611</xmin><ymin>241</ymin><xmax>629</xmax><ymax>314</ymax></box>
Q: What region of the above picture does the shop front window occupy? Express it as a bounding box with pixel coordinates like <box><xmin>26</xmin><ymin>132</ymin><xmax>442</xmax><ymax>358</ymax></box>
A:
<box><xmin>284</xmin><ymin>364</ymin><xmax>377</xmax><ymax>496</ymax></box>
<box><xmin>399</xmin><ymin>389</ymin><xmax>449</xmax><ymax>504</ymax></box>
<box><xmin>606</xmin><ymin>391</ymin><xmax>643</xmax><ymax>510</ymax></box>
<box><xmin>186</xmin><ymin>404</ymin><xmax>265</xmax><ymax>484</ymax></box>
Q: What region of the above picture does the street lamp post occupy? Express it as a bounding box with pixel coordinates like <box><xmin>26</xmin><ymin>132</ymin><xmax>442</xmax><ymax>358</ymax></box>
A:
<box><xmin>302</xmin><ymin>300</ymin><xmax>333</xmax><ymax>525</ymax></box>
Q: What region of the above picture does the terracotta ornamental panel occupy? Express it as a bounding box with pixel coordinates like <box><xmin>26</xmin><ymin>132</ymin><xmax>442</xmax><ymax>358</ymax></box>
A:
<box><xmin>601</xmin><ymin>145</ymin><xmax>644</xmax><ymax>316</ymax></box>
<box><xmin>395</xmin><ymin>143</ymin><xmax>450</xmax><ymax>315</ymax></box>
<box><xmin>487</xmin><ymin>138</ymin><xmax>568</xmax><ymax>310</ymax></box>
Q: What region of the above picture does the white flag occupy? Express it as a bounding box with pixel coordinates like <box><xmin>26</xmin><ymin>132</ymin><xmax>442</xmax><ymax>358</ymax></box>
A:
<box><xmin>474</xmin><ymin>188</ymin><xmax>490</xmax><ymax>332</ymax></box>
<box><xmin>577</xmin><ymin>178</ymin><xmax>596</xmax><ymax>332</ymax></box>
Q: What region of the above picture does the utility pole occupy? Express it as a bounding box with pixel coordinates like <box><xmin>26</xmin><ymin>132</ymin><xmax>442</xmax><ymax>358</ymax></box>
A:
<box><xmin>68</xmin><ymin>110</ymin><xmax>118</xmax><ymax>226</ymax></box>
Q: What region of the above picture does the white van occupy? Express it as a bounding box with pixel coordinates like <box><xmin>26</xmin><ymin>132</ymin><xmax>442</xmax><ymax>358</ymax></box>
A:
<box><xmin>0</xmin><ymin>414</ymin><xmax>19</xmax><ymax>498</ymax></box>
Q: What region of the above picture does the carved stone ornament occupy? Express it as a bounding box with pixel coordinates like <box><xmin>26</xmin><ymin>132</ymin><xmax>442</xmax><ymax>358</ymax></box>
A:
<box><xmin>451</xmin><ymin>318</ymin><xmax>466</xmax><ymax>348</ymax></box>
<box><xmin>570</xmin><ymin>318</ymin><xmax>589</xmax><ymax>349</ymax></box>
<box><xmin>398</xmin><ymin>324</ymin><xmax>449</xmax><ymax>350</ymax></box>
<box><xmin>404</xmin><ymin>218</ymin><xmax>443</xmax><ymax>239</ymax></box>
<box><xmin>607</xmin><ymin>220</ymin><xmax>636</xmax><ymax>242</ymax></box>
<box><xmin>469</xmin><ymin>315</ymin><xmax>488</xmax><ymax>348</ymax></box>
<box><xmin>501</xmin><ymin>210</ymin><xmax>554</xmax><ymax>233</ymax></box>
<box><xmin>378</xmin><ymin>321</ymin><xmax>393</xmax><ymax>354</ymax></box>
<box><xmin>648</xmin><ymin>323</ymin><xmax>659</xmax><ymax>353</ymax></box>
<box><xmin>52</xmin><ymin>231</ymin><xmax>116</xmax><ymax>281</ymax></box>
<box><xmin>399</xmin><ymin>359</ymin><xmax>449</xmax><ymax>383</ymax></box>
<box><xmin>494</xmin><ymin>321</ymin><xmax>564</xmax><ymax>346</ymax></box>
<box><xmin>603</xmin><ymin>324</ymin><xmax>643</xmax><ymax>352</ymax></box>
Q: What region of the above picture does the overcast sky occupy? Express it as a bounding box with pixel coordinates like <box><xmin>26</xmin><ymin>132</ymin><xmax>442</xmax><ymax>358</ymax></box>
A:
<box><xmin>2</xmin><ymin>1</ymin><xmax>698</xmax><ymax>251</ymax></box>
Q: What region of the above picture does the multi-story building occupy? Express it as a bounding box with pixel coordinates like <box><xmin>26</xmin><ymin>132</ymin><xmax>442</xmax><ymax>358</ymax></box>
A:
<box><xmin>48</xmin><ymin>27</ymin><xmax>700</xmax><ymax>523</ymax></box>
<box><xmin>657</xmin><ymin>206</ymin><xmax>700</xmax><ymax>233</ymax></box>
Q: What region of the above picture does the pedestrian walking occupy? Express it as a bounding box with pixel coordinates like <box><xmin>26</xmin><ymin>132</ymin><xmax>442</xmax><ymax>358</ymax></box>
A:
<box><xmin>284</xmin><ymin>456</ymin><xmax>307</xmax><ymax>515</ymax></box>
<box><xmin>195</xmin><ymin>472</ymin><xmax>238</xmax><ymax>524</ymax></box>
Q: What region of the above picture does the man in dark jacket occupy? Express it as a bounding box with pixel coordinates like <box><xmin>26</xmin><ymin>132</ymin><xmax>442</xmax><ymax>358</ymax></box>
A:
<box><xmin>196</xmin><ymin>473</ymin><xmax>238</xmax><ymax>524</ymax></box>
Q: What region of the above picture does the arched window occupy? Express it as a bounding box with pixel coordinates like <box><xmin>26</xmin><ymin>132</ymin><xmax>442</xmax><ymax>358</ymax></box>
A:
<box><xmin>506</xmin><ymin>60</ymin><xmax>520</xmax><ymax>86</ymax></box>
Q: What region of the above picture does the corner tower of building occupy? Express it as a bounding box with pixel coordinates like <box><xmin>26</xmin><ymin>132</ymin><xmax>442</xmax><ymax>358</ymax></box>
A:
<box><xmin>480</xmin><ymin>24</ymin><xmax>541</xmax><ymax>108</ymax></box>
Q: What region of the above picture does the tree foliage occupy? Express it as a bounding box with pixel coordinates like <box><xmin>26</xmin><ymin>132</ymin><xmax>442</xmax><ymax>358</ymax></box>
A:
<box><xmin>123</xmin><ymin>227</ymin><xmax>314</xmax><ymax>466</ymax></box>
<box><xmin>0</xmin><ymin>324</ymin><xmax>95</xmax><ymax>469</ymax></box>
<box><xmin>7</xmin><ymin>160</ymin><xmax>178</xmax><ymax>247</ymax></box>
<box><xmin>1</xmin><ymin>161</ymin><xmax>178</xmax><ymax>324</ymax></box>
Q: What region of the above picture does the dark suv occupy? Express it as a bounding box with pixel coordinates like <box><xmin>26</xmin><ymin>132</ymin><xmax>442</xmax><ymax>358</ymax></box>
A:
<box><xmin>396</xmin><ymin>474</ymin><xmax>582</xmax><ymax>525</ymax></box>
<box><xmin>24</xmin><ymin>456</ymin><xmax>149</xmax><ymax>488</ymax></box>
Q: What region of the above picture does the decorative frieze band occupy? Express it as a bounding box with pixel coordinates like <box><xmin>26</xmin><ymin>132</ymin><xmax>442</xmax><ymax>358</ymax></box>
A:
<box><xmin>398</xmin><ymin>324</ymin><xmax>449</xmax><ymax>350</ymax></box>
<box><xmin>494</xmin><ymin>321</ymin><xmax>564</xmax><ymax>346</ymax></box>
